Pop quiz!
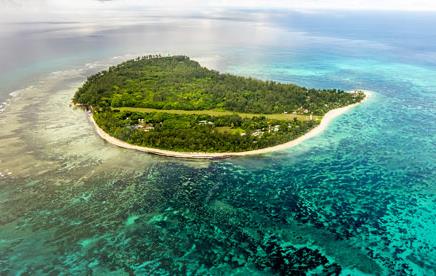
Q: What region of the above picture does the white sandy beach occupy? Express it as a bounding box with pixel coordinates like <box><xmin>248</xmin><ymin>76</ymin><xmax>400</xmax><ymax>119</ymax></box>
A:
<box><xmin>89</xmin><ymin>91</ymin><xmax>371</xmax><ymax>159</ymax></box>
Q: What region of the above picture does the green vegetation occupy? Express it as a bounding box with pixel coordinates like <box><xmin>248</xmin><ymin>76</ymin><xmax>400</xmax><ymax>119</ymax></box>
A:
<box><xmin>113</xmin><ymin>107</ymin><xmax>321</xmax><ymax>121</ymax></box>
<box><xmin>94</xmin><ymin>111</ymin><xmax>318</xmax><ymax>152</ymax></box>
<box><xmin>73</xmin><ymin>55</ymin><xmax>365</xmax><ymax>153</ymax></box>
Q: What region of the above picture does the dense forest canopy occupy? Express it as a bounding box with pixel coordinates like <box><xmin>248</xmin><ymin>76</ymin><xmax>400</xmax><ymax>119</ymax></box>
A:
<box><xmin>74</xmin><ymin>55</ymin><xmax>365</xmax><ymax>153</ymax></box>
<box><xmin>73</xmin><ymin>55</ymin><xmax>364</xmax><ymax>115</ymax></box>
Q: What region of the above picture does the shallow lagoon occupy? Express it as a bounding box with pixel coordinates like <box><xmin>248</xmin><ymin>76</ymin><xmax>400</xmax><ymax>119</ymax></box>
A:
<box><xmin>0</xmin><ymin>10</ymin><xmax>435</xmax><ymax>274</ymax></box>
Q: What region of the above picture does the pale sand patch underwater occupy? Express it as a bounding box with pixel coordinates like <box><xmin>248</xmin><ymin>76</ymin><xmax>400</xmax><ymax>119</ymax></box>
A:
<box><xmin>88</xmin><ymin>91</ymin><xmax>371</xmax><ymax>159</ymax></box>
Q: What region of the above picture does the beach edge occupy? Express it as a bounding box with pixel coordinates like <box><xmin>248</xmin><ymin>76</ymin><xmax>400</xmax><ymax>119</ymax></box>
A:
<box><xmin>88</xmin><ymin>90</ymin><xmax>371</xmax><ymax>159</ymax></box>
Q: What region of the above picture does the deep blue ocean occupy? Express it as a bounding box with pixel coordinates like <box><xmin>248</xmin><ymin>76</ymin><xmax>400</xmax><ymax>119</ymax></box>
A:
<box><xmin>0</xmin><ymin>10</ymin><xmax>435</xmax><ymax>275</ymax></box>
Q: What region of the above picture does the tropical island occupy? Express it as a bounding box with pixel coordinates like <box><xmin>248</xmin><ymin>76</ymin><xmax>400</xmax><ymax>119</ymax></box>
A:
<box><xmin>73</xmin><ymin>55</ymin><xmax>366</xmax><ymax>158</ymax></box>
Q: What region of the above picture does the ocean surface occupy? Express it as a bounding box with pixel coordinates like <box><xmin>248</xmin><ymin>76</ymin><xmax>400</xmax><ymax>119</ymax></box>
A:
<box><xmin>0</xmin><ymin>10</ymin><xmax>435</xmax><ymax>275</ymax></box>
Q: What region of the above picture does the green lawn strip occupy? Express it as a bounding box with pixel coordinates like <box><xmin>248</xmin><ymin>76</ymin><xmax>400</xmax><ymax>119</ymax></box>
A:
<box><xmin>215</xmin><ymin>127</ymin><xmax>246</xmax><ymax>135</ymax></box>
<box><xmin>113</xmin><ymin>107</ymin><xmax>321</xmax><ymax>122</ymax></box>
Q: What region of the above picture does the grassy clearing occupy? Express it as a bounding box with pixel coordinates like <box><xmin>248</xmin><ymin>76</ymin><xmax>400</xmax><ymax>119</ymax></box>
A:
<box><xmin>215</xmin><ymin>127</ymin><xmax>245</xmax><ymax>135</ymax></box>
<box><xmin>114</xmin><ymin>107</ymin><xmax>321</xmax><ymax>122</ymax></box>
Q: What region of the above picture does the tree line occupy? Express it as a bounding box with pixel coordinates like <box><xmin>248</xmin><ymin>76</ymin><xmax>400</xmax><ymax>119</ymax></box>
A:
<box><xmin>74</xmin><ymin>56</ymin><xmax>365</xmax><ymax>115</ymax></box>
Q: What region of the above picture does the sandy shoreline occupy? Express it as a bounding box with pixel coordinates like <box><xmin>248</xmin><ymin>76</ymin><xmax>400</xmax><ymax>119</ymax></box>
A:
<box><xmin>88</xmin><ymin>91</ymin><xmax>370</xmax><ymax>159</ymax></box>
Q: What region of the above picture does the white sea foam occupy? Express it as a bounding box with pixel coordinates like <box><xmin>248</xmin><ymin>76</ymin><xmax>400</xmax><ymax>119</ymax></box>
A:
<box><xmin>50</xmin><ymin>68</ymin><xmax>85</xmax><ymax>78</ymax></box>
<box><xmin>9</xmin><ymin>86</ymin><xmax>33</xmax><ymax>97</ymax></box>
<box><xmin>0</xmin><ymin>102</ymin><xmax>6</xmax><ymax>113</ymax></box>
<box><xmin>0</xmin><ymin>169</ymin><xmax>12</xmax><ymax>177</ymax></box>
<box><xmin>1</xmin><ymin>86</ymin><xmax>34</xmax><ymax>113</ymax></box>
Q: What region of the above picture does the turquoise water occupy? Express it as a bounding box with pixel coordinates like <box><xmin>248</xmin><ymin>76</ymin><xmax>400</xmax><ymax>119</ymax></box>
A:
<box><xmin>0</xmin><ymin>10</ymin><xmax>435</xmax><ymax>275</ymax></box>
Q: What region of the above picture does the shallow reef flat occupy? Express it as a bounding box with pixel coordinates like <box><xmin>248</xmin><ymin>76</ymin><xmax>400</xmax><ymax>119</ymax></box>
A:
<box><xmin>0</xmin><ymin>53</ymin><xmax>435</xmax><ymax>274</ymax></box>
